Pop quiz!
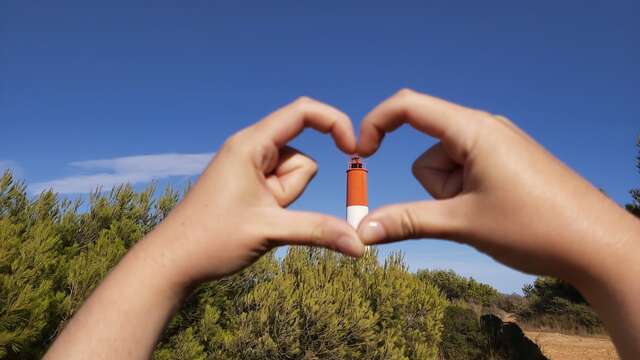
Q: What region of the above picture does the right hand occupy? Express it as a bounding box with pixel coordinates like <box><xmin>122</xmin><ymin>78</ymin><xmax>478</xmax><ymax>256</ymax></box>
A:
<box><xmin>356</xmin><ymin>89</ymin><xmax>639</xmax><ymax>286</ymax></box>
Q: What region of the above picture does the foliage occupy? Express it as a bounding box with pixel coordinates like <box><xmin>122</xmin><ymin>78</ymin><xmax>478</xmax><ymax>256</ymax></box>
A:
<box><xmin>0</xmin><ymin>170</ymin><xmax>180</xmax><ymax>358</ymax></box>
<box><xmin>493</xmin><ymin>293</ymin><xmax>527</xmax><ymax>315</ymax></box>
<box><xmin>439</xmin><ymin>305</ymin><xmax>486</xmax><ymax>360</ymax></box>
<box><xmin>522</xmin><ymin>277</ymin><xmax>586</xmax><ymax>305</ymax></box>
<box><xmin>439</xmin><ymin>307</ymin><xmax>548</xmax><ymax>360</ymax></box>
<box><xmin>626</xmin><ymin>137</ymin><xmax>640</xmax><ymax>217</ymax></box>
<box><xmin>417</xmin><ymin>269</ymin><xmax>499</xmax><ymax>306</ymax></box>
<box><xmin>156</xmin><ymin>248</ymin><xmax>446</xmax><ymax>359</ymax></box>
<box><xmin>0</xmin><ymin>175</ymin><xmax>64</xmax><ymax>359</ymax></box>
<box><xmin>154</xmin><ymin>327</ymin><xmax>206</xmax><ymax>360</ymax></box>
<box><xmin>6</xmin><ymin>132</ymin><xmax>635</xmax><ymax>357</ymax></box>
<box><xmin>519</xmin><ymin>277</ymin><xmax>603</xmax><ymax>334</ymax></box>
<box><xmin>0</xmin><ymin>170</ymin><xmax>447</xmax><ymax>359</ymax></box>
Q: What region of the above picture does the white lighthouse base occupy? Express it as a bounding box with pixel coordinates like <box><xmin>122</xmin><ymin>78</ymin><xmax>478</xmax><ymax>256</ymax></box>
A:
<box><xmin>347</xmin><ymin>205</ymin><xmax>369</xmax><ymax>229</ymax></box>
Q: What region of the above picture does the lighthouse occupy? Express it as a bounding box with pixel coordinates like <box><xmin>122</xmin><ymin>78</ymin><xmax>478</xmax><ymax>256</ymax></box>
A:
<box><xmin>346</xmin><ymin>155</ymin><xmax>368</xmax><ymax>228</ymax></box>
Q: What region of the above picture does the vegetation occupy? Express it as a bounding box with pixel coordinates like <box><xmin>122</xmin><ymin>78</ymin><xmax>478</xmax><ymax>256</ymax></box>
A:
<box><xmin>417</xmin><ymin>269</ymin><xmax>499</xmax><ymax>307</ymax></box>
<box><xmin>516</xmin><ymin>277</ymin><xmax>603</xmax><ymax>334</ymax></box>
<box><xmin>2</xmin><ymin>138</ymin><xmax>636</xmax><ymax>358</ymax></box>
<box><xmin>0</xmin><ymin>168</ymin><xmax>596</xmax><ymax>359</ymax></box>
<box><xmin>0</xmin><ymin>168</ymin><xmax>548</xmax><ymax>359</ymax></box>
<box><xmin>493</xmin><ymin>293</ymin><xmax>527</xmax><ymax>315</ymax></box>
<box><xmin>626</xmin><ymin>138</ymin><xmax>640</xmax><ymax>217</ymax></box>
<box><xmin>0</xmin><ymin>170</ymin><xmax>447</xmax><ymax>359</ymax></box>
<box><xmin>0</xmin><ymin>172</ymin><xmax>177</xmax><ymax>359</ymax></box>
<box><xmin>438</xmin><ymin>305</ymin><xmax>549</xmax><ymax>360</ymax></box>
<box><xmin>154</xmin><ymin>248</ymin><xmax>448</xmax><ymax>360</ymax></box>
<box><xmin>480</xmin><ymin>314</ymin><xmax>547</xmax><ymax>360</ymax></box>
<box><xmin>439</xmin><ymin>305</ymin><xmax>486</xmax><ymax>359</ymax></box>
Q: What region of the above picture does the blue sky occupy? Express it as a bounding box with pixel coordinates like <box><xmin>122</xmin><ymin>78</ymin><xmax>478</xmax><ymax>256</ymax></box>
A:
<box><xmin>1</xmin><ymin>0</ymin><xmax>638</xmax><ymax>293</ymax></box>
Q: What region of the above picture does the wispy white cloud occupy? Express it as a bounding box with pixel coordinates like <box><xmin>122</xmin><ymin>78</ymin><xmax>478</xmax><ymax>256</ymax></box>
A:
<box><xmin>30</xmin><ymin>153</ymin><xmax>213</xmax><ymax>195</ymax></box>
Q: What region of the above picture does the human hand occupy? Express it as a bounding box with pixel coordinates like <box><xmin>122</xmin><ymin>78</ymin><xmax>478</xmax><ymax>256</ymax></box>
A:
<box><xmin>153</xmin><ymin>97</ymin><xmax>364</xmax><ymax>286</ymax></box>
<box><xmin>44</xmin><ymin>97</ymin><xmax>367</xmax><ymax>360</ymax></box>
<box><xmin>47</xmin><ymin>92</ymin><xmax>640</xmax><ymax>360</ymax></box>
<box><xmin>355</xmin><ymin>89</ymin><xmax>639</xmax><ymax>285</ymax></box>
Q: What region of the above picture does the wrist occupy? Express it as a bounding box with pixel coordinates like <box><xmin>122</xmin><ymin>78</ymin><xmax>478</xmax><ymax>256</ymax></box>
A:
<box><xmin>126</xmin><ymin>212</ymin><xmax>211</xmax><ymax>301</ymax></box>
<box><xmin>141</xmin><ymin>205</ymin><xmax>231</xmax><ymax>289</ymax></box>
<box><xmin>566</xmin><ymin>211</ymin><xmax>640</xmax><ymax>359</ymax></box>
<box><xmin>568</xmin><ymin>207</ymin><xmax>640</xmax><ymax>302</ymax></box>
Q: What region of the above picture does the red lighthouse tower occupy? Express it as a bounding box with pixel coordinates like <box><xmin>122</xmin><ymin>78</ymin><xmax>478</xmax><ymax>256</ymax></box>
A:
<box><xmin>346</xmin><ymin>155</ymin><xmax>368</xmax><ymax>228</ymax></box>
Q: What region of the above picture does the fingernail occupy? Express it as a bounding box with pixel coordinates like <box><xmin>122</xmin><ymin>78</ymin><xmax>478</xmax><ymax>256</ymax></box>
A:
<box><xmin>359</xmin><ymin>221</ymin><xmax>386</xmax><ymax>244</ymax></box>
<box><xmin>337</xmin><ymin>235</ymin><xmax>362</xmax><ymax>257</ymax></box>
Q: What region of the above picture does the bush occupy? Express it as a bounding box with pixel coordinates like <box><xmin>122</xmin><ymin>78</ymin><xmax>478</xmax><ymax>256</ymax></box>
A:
<box><xmin>0</xmin><ymin>171</ymin><xmax>175</xmax><ymax>358</ymax></box>
<box><xmin>0</xmin><ymin>170</ymin><xmax>448</xmax><ymax>359</ymax></box>
<box><xmin>439</xmin><ymin>305</ymin><xmax>486</xmax><ymax>360</ymax></box>
<box><xmin>439</xmin><ymin>307</ymin><xmax>548</xmax><ymax>360</ymax></box>
<box><xmin>199</xmin><ymin>248</ymin><xmax>447</xmax><ymax>359</ymax></box>
<box><xmin>417</xmin><ymin>269</ymin><xmax>499</xmax><ymax>306</ymax></box>
<box><xmin>519</xmin><ymin>277</ymin><xmax>603</xmax><ymax>334</ymax></box>
<box><xmin>494</xmin><ymin>293</ymin><xmax>527</xmax><ymax>314</ymax></box>
<box><xmin>626</xmin><ymin>137</ymin><xmax>640</xmax><ymax>217</ymax></box>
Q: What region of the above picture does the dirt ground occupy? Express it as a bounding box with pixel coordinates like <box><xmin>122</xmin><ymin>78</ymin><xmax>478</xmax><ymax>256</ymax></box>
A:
<box><xmin>525</xmin><ymin>331</ymin><xmax>619</xmax><ymax>360</ymax></box>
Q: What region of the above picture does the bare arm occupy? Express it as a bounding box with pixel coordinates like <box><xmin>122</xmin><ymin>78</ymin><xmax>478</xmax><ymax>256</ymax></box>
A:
<box><xmin>44</xmin><ymin>97</ymin><xmax>365</xmax><ymax>359</ymax></box>
<box><xmin>45</xmin><ymin>91</ymin><xmax>640</xmax><ymax>359</ymax></box>
<box><xmin>355</xmin><ymin>89</ymin><xmax>640</xmax><ymax>359</ymax></box>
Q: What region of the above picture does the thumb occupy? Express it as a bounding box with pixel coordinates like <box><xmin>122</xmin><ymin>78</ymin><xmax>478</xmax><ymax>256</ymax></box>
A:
<box><xmin>357</xmin><ymin>198</ymin><xmax>464</xmax><ymax>245</ymax></box>
<box><xmin>265</xmin><ymin>209</ymin><xmax>365</xmax><ymax>258</ymax></box>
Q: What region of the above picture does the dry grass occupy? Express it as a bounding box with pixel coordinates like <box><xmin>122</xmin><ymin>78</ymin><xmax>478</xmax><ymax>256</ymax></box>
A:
<box><xmin>494</xmin><ymin>312</ymin><xmax>618</xmax><ymax>360</ymax></box>
<box><xmin>525</xmin><ymin>331</ymin><xmax>619</xmax><ymax>360</ymax></box>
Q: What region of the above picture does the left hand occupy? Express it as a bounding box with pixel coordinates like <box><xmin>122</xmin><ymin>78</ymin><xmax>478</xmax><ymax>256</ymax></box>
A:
<box><xmin>151</xmin><ymin>97</ymin><xmax>365</xmax><ymax>287</ymax></box>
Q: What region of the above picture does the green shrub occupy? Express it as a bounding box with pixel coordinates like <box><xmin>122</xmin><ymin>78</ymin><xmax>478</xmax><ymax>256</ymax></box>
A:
<box><xmin>153</xmin><ymin>327</ymin><xmax>206</xmax><ymax>360</ymax></box>
<box><xmin>417</xmin><ymin>269</ymin><xmax>499</xmax><ymax>306</ymax></box>
<box><xmin>0</xmin><ymin>171</ymin><xmax>185</xmax><ymax>358</ymax></box>
<box><xmin>192</xmin><ymin>248</ymin><xmax>447</xmax><ymax>359</ymax></box>
<box><xmin>439</xmin><ymin>305</ymin><xmax>486</xmax><ymax>360</ymax></box>
<box><xmin>519</xmin><ymin>277</ymin><xmax>603</xmax><ymax>334</ymax></box>
<box><xmin>0</xmin><ymin>170</ymin><xmax>448</xmax><ymax>359</ymax></box>
<box><xmin>494</xmin><ymin>293</ymin><xmax>527</xmax><ymax>314</ymax></box>
<box><xmin>626</xmin><ymin>137</ymin><xmax>639</xmax><ymax>217</ymax></box>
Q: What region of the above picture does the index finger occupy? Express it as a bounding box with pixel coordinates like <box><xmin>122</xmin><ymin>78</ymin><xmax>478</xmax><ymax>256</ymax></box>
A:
<box><xmin>357</xmin><ymin>89</ymin><xmax>477</xmax><ymax>158</ymax></box>
<box><xmin>252</xmin><ymin>97</ymin><xmax>356</xmax><ymax>154</ymax></box>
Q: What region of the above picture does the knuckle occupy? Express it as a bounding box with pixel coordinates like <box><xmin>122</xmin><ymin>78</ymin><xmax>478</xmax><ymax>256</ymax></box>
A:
<box><xmin>222</xmin><ymin>129</ymin><xmax>253</xmax><ymax>157</ymax></box>
<box><xmin>310</xmin><ymin>217</ymin><xmax>329</xmax><ymax>246</ymax></box>
<box><xmin>223</xmin><ymin>132</ymin><xmax>244</xmax><ymax>151</ymax></box>
<box><xmin>494</xmin><ymin>114</ymin><xmax>508</xmax><ymax>122</ymax></box>
<box><xmin>395</xmin><ymin>88</ymin><xmax>417</xmax><ymax>99</ymax></box>
<box><xmin>293</xmin><ymin>96</ymin><xmax>316</xmax><ymax>109</ymax></box>
<box><xmin>494</xmin><ymin>114</ymin><xmax>516</xmax><ymax>129</ymax></box>
<box><xmin>474</xmin><ymin>110</ymin><xmax>503</xmax><ymax>129</ymax></box>
<box><xmin>296</xmin><ymin>95</ymin><xmax>313</xmax><ymax>103</ymax></box>
<box><xmin>308</xmin><ymin>160</ymin><xmax>319</xmax><ymax>175</ymax></box>
<box><xmin>288</xmin><ymin>96</ymin><xmax>320</xmax><ymax>116</ymax></box>
<box><xmin>475</xmin><ymin>109</ymin><xmax>493</xmax><ymax>120</ymax></box>
<box><xmin>446</xmin><ymin>110</ymin><xmax>492</xmax><ymax>159</ymax></box>
<box><xmin>475</xmin><ymin>114</ymin><xmax>512</xmax><ymax>145</ymax></box>
<box><xmin>411</xmin><ymin>158</ymin><xmax>422</xmax><ymax>178</ymax></box>
<box><xmin>399</xmin><ymin>206</ymin><xmax>418</xmax><ymax>239</ymax></box>
<box><xmin>394</xmin><ymin>88</ymin><xmax>423</xmax><ymax>120</ymax></box>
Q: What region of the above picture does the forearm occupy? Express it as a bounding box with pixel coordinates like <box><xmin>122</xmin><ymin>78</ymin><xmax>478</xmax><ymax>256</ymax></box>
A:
<box><xmin>571</xmin><ymin>200</ymin><xmax>640</xmax><ymax>359</ymax></box>
<box><xmin>44</xmin><ymin>97</ymin><xmax>362</xmax><ymax>359</ymax></box>
<box><xmin>353</xmin><ymin>89</ymin><xmax>640</xmax><ymax>358</ymax></box>
<box><xmin>45</xmin><ymin>224</ymin><xmax>191</xmax><ymax>360</ymax></box>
